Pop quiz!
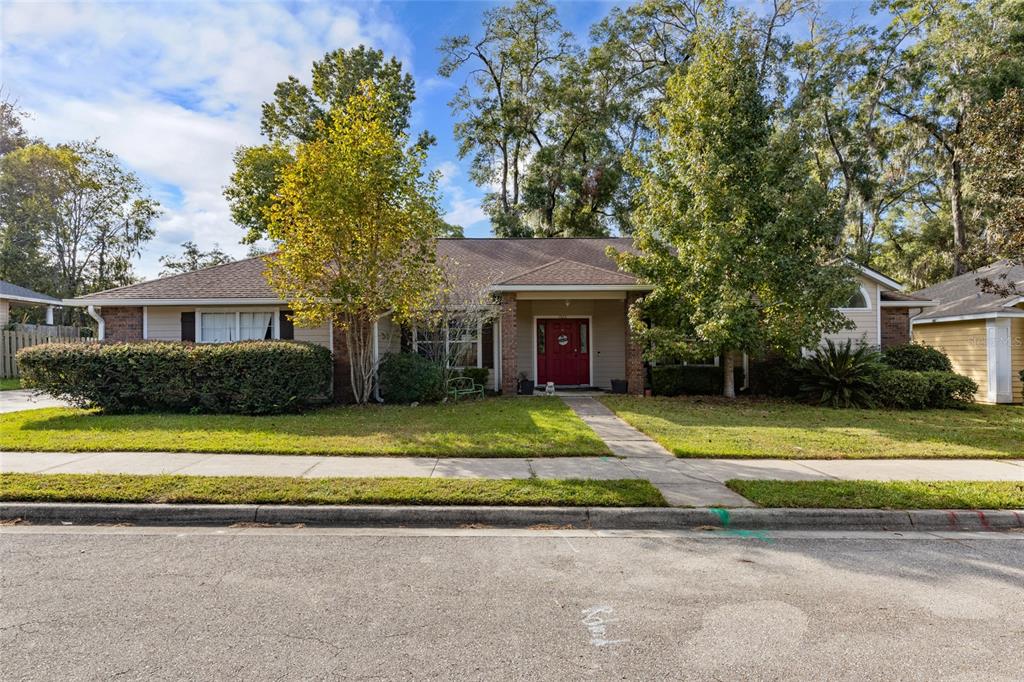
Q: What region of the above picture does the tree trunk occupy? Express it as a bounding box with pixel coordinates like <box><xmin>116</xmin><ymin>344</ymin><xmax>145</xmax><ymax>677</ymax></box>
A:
<box><xmin>722</xmin><ymin>352</ymin><xmax>736</xmax><ymax>399</ymax></box>
<box><xmin>950</xmin><ymin>152</ymin><xmax>967</xmax><ymax>275</ymax></box>
<box><xmin>343</xmin><ymin>313</ymin><xmax>377</xmax><ymax>405</ymax></box>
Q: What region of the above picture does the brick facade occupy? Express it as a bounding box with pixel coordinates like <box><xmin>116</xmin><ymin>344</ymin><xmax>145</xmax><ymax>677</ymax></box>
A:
<box><xmin>881</xmin><ymin>307</ymin><xmax>910</xmax><ymax>348</ymax></box>
<box><xmin>103</xmin><ymin>306</ymin><xmax>143</xmax><ymax>342</ymax></box>
<box><xmin>624</xmin><ymin>293</ymin><xmax>645</xmax><ymax>395</ymax></box>
<box><xmin>499</xmin><ymin>293</ymin><xmax>518</xmax><ymax>395</ymax></box>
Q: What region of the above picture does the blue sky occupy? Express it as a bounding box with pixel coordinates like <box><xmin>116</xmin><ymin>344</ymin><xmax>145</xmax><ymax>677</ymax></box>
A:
<box><xmin>1</xmin><ymin>0</ymin><xmax>876</xmax><ymax>280</ymax></box>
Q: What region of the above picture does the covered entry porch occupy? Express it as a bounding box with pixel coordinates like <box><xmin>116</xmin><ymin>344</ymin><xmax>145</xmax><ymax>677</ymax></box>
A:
<box><xmin>495</xmin><ymin>289</ymin><xmax>648</xmax><ymax>396</ymax></box>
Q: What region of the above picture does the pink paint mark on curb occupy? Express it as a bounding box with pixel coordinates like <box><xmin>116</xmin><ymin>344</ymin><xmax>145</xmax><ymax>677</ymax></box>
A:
<box><xmin>1011</xmin><ymin>511</ymin><xmax>1023</xmax><ymax>528</ymax></box>
<box><xmin>975</xmin><ymin>511</ymin><xmax>992</xmax><ymax>531</ymax></box>
<box><xmin>946</xmin><ymin>511</ymin><xmax>960</xmax><ymax>529</ymax></box>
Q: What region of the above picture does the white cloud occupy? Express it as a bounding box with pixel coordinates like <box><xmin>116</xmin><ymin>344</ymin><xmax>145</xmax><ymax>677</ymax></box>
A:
<box><xmin>1</xmin><ymin>0</ymin><xmax>414</xmax><ymax>278</ymax></box>
<box><xmin>433</xmin><ymin>161</ymin><xmax>488</xmax><ymax>231</ymax></box>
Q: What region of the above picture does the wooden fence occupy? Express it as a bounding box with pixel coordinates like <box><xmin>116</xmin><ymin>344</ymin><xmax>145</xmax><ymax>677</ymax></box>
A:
<box><xmin>1</xmin><ymin>330</ymin><xmax>93</xmax><ymax>378</ymax></box>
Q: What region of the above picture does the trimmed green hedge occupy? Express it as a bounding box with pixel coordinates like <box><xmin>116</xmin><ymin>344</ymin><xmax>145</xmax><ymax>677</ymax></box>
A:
<box><xmin>881</xmin><ymin>343</ymin><xmax>953</xmax><ymax>372</ymax></box>
<box><xmin>873</xmin><ymin>368</ymin><xmax>930</xmax><ymax>409</ymax></box>
<box><xmin>920</xmin><ymin>370</ymin><xmax>978</xmax><ymax>409</ymax></box>
<box><xmin>18</xmin><ymin>341</ymin><xmax>331</xmax><ymax>414</ymax></box>
<box><xmin>651</xmin><ymin>364</ymin><xmax>744</xmax><ymax>397</ymax></box>
<box><xmin>378</xmin><ymin>352</ymin><xmax>443</xmax><ymax>404</ymax></box>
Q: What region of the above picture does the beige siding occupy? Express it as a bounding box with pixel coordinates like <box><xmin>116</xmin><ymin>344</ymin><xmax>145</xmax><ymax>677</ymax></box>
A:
<box><xmin>145</xmin><ymin>306</ymin><xmax>192</xmax><ymax>341</ymax></box>
<box><xmin>912</xmin><ymin>320</ymin><xmax>989</xmax><ymax>402</ymax></box>
<box><xmin>144</xmin><ymin>305</ymin><xmax>331</xmax><ymax>350</ymax></box>
<box><xmin>515</xmin><ymin>298</ymin><xmax>627</xmax><ymax>389</ymax></box>
<box><xmin>0</xmin><ymin>300</ymin><xmax>9</xmax><ymax>327</ymax></box>
<box><xmin>1013</xmin><ymin>318</ymin><xmax>1024</xmax><ymax>403</ymax></box>
<box><xmin>821</xmin><ymin>277</ymin><xmax>880</xmax><ymax>349</ymax></box>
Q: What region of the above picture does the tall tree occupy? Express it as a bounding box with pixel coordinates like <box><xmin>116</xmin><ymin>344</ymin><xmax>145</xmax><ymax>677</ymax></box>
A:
<box><xmin>616</xmin><ymin>4</ymin><xmax>852</xmax><ymax>398</ymax></box>
<box><xmin>0</xmin><ymin>141</ymin><xmax>158</xmax><ymax>305</ymax></box>
<box><xmin>225</xmin><ymin>46</ymin><xmax>430</xmax><ymax>244</ymax></box>
<box><xmin>863</xmin><ymin>0</ymin><xmax>1024</xmax><ymax>276</ymax></box>
<box><xmin>159</xmin><ymin>240</ymin><xmax>233</xmax><ymax>277</ymax></box>
<box><xmin>264</xmin><ymin>82</ymin><xmax>443</xmax><ymax>404</ymax></box>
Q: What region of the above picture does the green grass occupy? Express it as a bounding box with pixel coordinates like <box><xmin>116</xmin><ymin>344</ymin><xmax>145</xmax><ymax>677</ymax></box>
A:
<box><xmin>727</xmin><ymin>479</ymin><xmax>1024</xmax><ymax>509</ymax></box>
<box><xmin>0</xmin><ymin>397</ymin><xmax>608</xmax><ymax>457</ymax></box>
<box><xmin>601</xmin><ymin>396</ymin><xmax>1023</xmax><ymax>459</ymax></box>
<box><xmin>0</xmin><ymin>378</ymin><xmax>21</xmax><ymax>391</ymax></box>
<box><xmin>0</xmin><ymin>473</ymin><xmax>665</xmax><ymax>507</ymax></box>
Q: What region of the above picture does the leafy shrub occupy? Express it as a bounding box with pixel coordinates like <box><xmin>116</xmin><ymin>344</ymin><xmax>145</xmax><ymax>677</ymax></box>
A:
<box><xmin>746</xmin><ymin>356</ymin><xmax>801</xmax><ymax>397</ymax></box>
<box><xmin>18</xmin><ymin>341</ymin><xmax>331</xmax><ymax>414</ymax></box>
<box><xmin>920</xmin><ymin>370</ymin><xmax>977</xmax><ymax>409</ymax></box>
<box><xmin>378</xmin><ymin>352</ymin><xmax>443</xmax><ymax>404</ymax></box>
<box><xmin>651</xmin><ymin>364</ymin><xmax>743</xmax><ymax>397</ymax></box>
<box><xmin>873</xmin><ymin>368</ymin><xmax>930</xmax><ymax>409</ymax></box>
<box><xmin>882</xmin><ymin>343</ymin><xmax>952</xmax><ymax>372</ymax></box>
<box><xmin>459</xmin><ymin>367</ymin><xmax>490</xmax><ymax>389</ymax></box>
<box><xmin>797</xmin><ymin>339</ymin><xmax>882</xmax><ymax>408</ymax></box>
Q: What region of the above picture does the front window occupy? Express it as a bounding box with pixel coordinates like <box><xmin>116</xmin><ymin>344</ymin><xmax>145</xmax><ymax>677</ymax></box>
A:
<box><xmin>841</xmin><ymin>288</ymin><xmax>870</xmax><ymax>309</ymax></box>
<box><xmin>200</xmin><ymin>313</ymin><xmax>235</xmax><ymax>343</ymax></box>
<box><xmin>414</xmin><ymin>319</ymin><xmax>482</xmax><ymax>368</ymax></box>
<box><xmin>200</xmin><ymin>310</ymin><xmax>277</xmax><ymax>343</ymax></box>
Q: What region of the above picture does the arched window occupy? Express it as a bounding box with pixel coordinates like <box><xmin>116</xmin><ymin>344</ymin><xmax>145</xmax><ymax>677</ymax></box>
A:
<box><xmin>841</xmin><ymin>287</ymin><xmax>870</xmax><ymax>310</ymax></box>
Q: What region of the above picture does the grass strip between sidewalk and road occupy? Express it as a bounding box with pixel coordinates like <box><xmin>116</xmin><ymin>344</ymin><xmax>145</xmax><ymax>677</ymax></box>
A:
<box><xmin>601</xmin><ymin>396</ymin><xmax>1023</xmax><ymax>459</ymax></box>
<box><xmin>0</xmin><ymin>398</ymin><xmax>608</xmax><ymax>457</ymax></box>
<box><xmin>0</xmin><ymin>473</ymin><xmax>666</xmax><ymax>507</ymax></box>
<box><xmin>727</xmin><ymin>479</ymin><xmax>1024</xmax><ymax>510</ymax></box>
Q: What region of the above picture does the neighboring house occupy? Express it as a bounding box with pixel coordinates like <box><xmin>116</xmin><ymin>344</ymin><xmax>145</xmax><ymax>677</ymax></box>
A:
<box><xmin>911</xmin><ymin>260</ymin><xmax>1024</xmax><ymax>404</ymax></box>
<box><xmin>63</xmin><ymin>238</ymin><xmax>921</xmax><ymax>400</ymax></box>
<box><xmin>0</xmin><ymin>281</ymin><xmax>61</xmax><ymax>327</ymax></box>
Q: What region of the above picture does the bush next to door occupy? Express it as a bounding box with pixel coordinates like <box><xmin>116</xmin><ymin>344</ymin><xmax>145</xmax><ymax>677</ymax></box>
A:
<box><xmin>17</xmin><ymin>341</ymin><xmax>331</xmax><ymax>414</ymax></box>
<box><xmin>378</xmin><ymin>352</ymin><xmax>444</xmax><ymax>403</ymax></box>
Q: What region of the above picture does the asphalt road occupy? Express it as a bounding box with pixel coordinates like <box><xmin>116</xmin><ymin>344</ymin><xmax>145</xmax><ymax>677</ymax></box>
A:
<box><xmin>2</xmin><ymin>526</ymin><xmax>1022</xmax><ymax>681</ymax></box>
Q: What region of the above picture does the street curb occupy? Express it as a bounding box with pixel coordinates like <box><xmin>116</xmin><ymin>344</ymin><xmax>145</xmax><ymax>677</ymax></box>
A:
<box><xmin>2</xmin><ymin>503</ymin><xmax>1023</xmax><ymax>531</ymax></box>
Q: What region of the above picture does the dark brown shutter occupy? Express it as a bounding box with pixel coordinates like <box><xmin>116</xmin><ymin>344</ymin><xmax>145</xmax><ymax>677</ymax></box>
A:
<box><xmin>279</xmin><ymin>310</ymin><xmax>294</xmax><ymax>340</ymax></box>
<box><xmin>180</xmin><ymin>312</ymin><xmax>195</xmax><ymax>342</ymax></box>
<box><xmin>400</xmin><ymin>325</ymin><xmax>412</xmax><ymax>353</ymax></box>
<box><xmin>481</xmin><ymin>321</ymin><xmax>494</xmax><ymax>369</ymax></box>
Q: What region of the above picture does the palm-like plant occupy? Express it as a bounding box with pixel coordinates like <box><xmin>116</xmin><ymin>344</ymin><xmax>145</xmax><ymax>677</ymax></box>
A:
<box><xmin>798</xmin><ymin>340</ymin><xmax>882</xmax><ymax>408</ymax></box>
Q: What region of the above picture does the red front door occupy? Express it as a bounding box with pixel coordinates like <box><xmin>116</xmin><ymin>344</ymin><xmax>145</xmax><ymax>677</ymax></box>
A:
<box><xmin>537</xmin><ymin>319</ymin><xmax>590</xmax><ymax>386</ymax></box>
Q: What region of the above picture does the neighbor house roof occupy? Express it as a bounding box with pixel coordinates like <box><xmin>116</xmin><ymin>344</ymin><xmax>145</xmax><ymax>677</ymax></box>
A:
<box><xmin>911</xmin><ymin>260</ymin><xmax>1024</xmax><ymax>323</ymax></box>
<box><xmin>68</xmin><ymin>238</ymin><xmax>644</xmax><ymax>305</ymax></box>
<box><xmin>0</xmin><ymin>280</ymin><xmax>61</xmax><ymax>305</ymax></box>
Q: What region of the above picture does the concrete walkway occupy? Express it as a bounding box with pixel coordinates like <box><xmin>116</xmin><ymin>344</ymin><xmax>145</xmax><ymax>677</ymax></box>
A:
<box><xmin>0</xmin><ymin>389</ymin><xmax>69</xmax><ymax>414</ymax></box>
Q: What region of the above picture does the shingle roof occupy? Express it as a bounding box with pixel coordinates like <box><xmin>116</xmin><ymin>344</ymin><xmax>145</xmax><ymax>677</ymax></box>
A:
<box><xmin>71</xmin><ymin>238</ymin><xmax>642</xmax><ymax>303</ymax></box>
<box><xmin>880</xmin><ymin>291</ymin><xmax>932</xmax><ymax>303</ymax></box>
<box><xmin>912</xmin><ymin>260</ymin><xmax>1024</xmax><ymax>321</ymax></box>
<box><xmin>74</xmin><ymin>257</ymin><xmax>278</xmax><ymax>301</ymax></box>
<box><xmin>0</xmin><ymin>280</ymin><xmax>61</xmax><ymax>304</ymax></box>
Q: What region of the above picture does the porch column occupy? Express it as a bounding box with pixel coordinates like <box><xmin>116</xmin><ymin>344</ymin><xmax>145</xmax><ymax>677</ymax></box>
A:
<box><xmin>625</xmin><ymin>293</ymin><xmax>644</xmax><ymax>396</ymax></box>
<box><xmin>500</xmin><ymin>293</ymin><xmax>518</xmax><ymax>395</ymax></box>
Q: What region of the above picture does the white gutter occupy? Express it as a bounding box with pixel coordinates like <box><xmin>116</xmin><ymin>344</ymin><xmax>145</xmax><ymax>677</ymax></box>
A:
<box><xmin>63</xmin><ymin>297</ymin><xmax>286</xmax><ymax>307</ymax></box>
<box><xmin>912</xmin><ymin>310</ymin><xmax>1024</xmax><ymax>325</ymax></box>
<box><xmin>880</xmin><ymin>300</ymin><xmax>938</xmax><ymax>307</ymax></box>
<box><xmin>86</xmin><ymin>305</ymin><xmax>105</xmax><ymax>340</ymax></box>
<box><xmin>489</xmin><ymin>284</ymin><xmax>652</xmax><ymax>293</ymax></box>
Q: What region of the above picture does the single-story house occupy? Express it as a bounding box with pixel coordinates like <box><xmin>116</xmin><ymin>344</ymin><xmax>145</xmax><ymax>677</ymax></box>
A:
<box><xmin>1</xmin><ymin>281</ymin><xmax>61</xmax><ymax>327</ymax></box>
<box><xmin>63</xmin><ymin>238</ymin><xmax>923</xmax><ymax>400</ymax></box>
<box><xmin>911</xmin><ymin>259</ymin><xmax>1024</xmax><ymax>404</ymax></box>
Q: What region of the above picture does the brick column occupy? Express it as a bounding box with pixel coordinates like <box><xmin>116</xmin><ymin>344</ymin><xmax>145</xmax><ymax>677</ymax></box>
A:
<box><xmin>881</xmin><ymin>307</ymin><xmax>910</xmax><ymax>348</ymax></box>
<box><xmin>500</xmin><ymin>293</ymin><xmax>518</xmax><ymax>395</ymax></box>
<box><xmin>103</xmin><ymin>306</ymin><xmax>143</xmax><ymax>342</ymax></box>
<box><xmin>332</xmin><ymin>317</ymin><xmax>355</xmax><ymax>403</ymax></box>
<box><xmin>625</xmin><ymin>293</ymin><xmax>645</xmax><ymax>395</ymax></box>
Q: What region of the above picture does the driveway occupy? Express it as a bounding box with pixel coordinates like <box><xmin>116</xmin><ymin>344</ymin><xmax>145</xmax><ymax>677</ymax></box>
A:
<box><xmin>0</xmin><ymin>389</ymin><xmax>70</xmax><ymax>413</ymax></box>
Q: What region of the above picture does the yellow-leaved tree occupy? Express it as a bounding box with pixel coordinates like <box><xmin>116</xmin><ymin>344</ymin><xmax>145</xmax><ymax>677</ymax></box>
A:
<box><xmin>264</xmin><ymin>81</ymin><xmax>444</xmax><ymax>404</ymax></box>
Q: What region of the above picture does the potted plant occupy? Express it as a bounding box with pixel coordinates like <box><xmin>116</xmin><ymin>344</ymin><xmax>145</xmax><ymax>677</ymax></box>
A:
<box><xmin>517</xmin><ymin>372</ymin><xmax>535</xmax><ymax>395</ymax></box>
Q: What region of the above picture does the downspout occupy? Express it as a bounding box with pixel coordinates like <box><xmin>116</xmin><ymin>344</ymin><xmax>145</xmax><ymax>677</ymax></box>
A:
<box><xmin>87</xmin><ymin>305</ymin><xmax>105</xmax><ymax>340</ymax></box>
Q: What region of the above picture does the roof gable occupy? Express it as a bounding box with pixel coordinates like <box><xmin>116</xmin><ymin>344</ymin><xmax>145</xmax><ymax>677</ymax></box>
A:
<box><xmin>912</xmin><ymin>259</ymin><xmax>1024</xmax><ymax>321</ymax></box>
<box><xmin>495</xmin><ymin>258</ymin><xmax>638</xmax><ymax>287</ymax></box>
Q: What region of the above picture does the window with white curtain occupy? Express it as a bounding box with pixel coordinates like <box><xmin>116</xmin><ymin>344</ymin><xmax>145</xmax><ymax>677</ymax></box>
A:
<box><xmin>413</xmin><ymin>319</ymin><xmax>481</xmax><ymax>368</ymax></box>
<box><xmin>200</xmin><ymin>313</ymin><xmax>236</xmax><ymax>343</ymax></box>
<box><xmin>239</xmin><ymin>312</ymin><xmax>273</xmax><ymax>340</ymax></box>
<box><xmin>199</xmin><ymin>310</ymin><xmax>278</xmax><ymax>343</ymax></box>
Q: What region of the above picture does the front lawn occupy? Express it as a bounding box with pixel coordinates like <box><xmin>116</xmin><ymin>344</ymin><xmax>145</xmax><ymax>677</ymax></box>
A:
<box><xmin>0</xmin><ymin>473</ymin><xmax>665</xmax><ymax>507</ymax></box>
<box><xmin>601</xmin><ymin>396</ymin><xmax>1023</xmax><ymax>459</ymax></box>
<box><xmin>0</xmin><ymin>378</ymin><xmax>21</xmax><ymax>391</ymax></box>
<box><xmin>0</xmin><ymin>398</ymin><xmax>608</xmax><ymax>457</ymax></box>
<box><xmin>727</xmin><ymin>479</ymin><xmax>1024</xmax><ymax>509</ymax></box>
